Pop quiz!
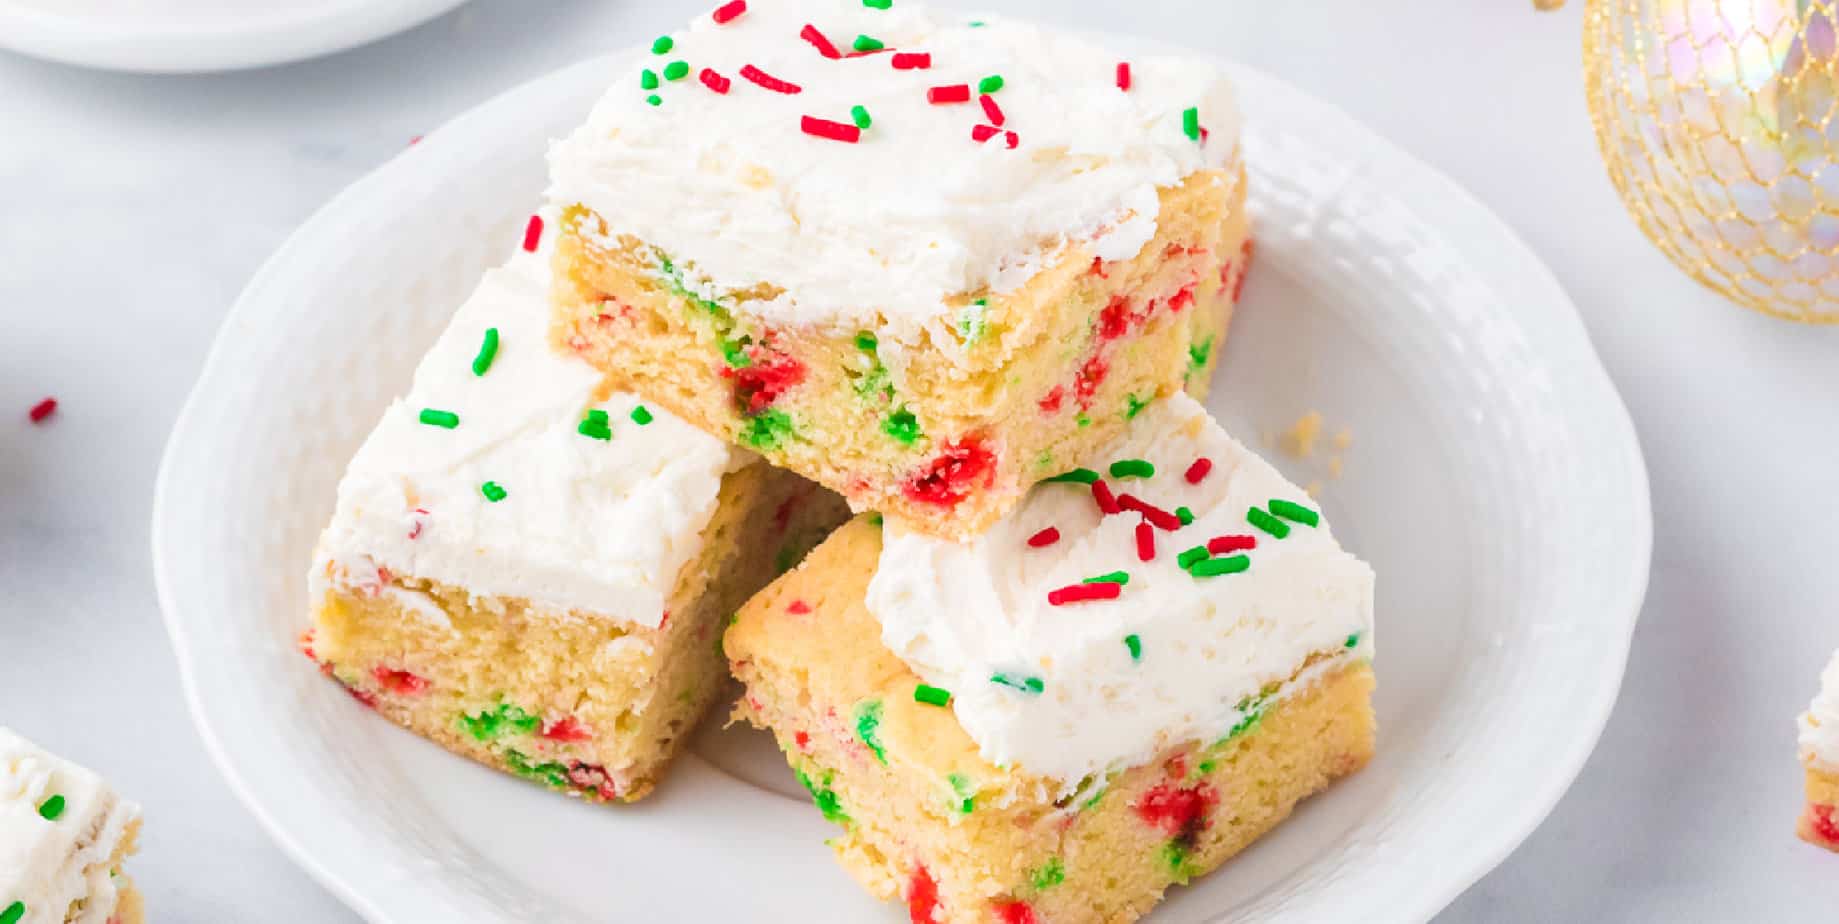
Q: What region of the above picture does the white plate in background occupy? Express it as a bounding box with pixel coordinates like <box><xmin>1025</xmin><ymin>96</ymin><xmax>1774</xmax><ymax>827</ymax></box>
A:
<box><xmin>153</xmin><ymin>48</ymin><xmax>1651</xmax><ymax>923</ymax></box>
<box><xmin>0</xmin><ymin>0</ymin><xmax>469</xmax><ymax>73</ymax></box>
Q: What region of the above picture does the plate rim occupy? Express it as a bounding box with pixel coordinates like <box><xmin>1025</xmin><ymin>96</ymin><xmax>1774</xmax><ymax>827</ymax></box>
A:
<box><xmin>0</xmin><ymin>0</ymin><xmax>470</xmax><ymax>73</ymax></box>
<box><xmin>153</xmin><ymin>50</ymin><xmax>1653</xmax><ymax>924</ymax></box>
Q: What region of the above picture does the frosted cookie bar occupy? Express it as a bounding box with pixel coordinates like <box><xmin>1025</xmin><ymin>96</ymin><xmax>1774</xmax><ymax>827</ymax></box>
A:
<box><xmin>726</xmin><ymin>393</ymin><xmax>1373</xmax><ymax>923</ymax></box>
<box><xmin>549</xmin><ymin>0</ymin><xmax>1250</xmax><ymax>540</ymax></box>
<box><xmin>305</xmin><ymin>240</ymin><xmax>845</xmax><ymax>804</ymax></box>
<box><xmin>1</xmin><ymin>728</ymin><xmax>144</xmax><ymax>924</ymax></box>
<box><xmin>1799</xmin><ymin>649</ymin><xmax>1839</xmax><ymax>851</ymax></box>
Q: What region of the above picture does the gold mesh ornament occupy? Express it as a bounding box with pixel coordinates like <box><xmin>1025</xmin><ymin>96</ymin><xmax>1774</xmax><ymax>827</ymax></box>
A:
<box><xmin>1585</xmin><ymin>0</ymin><xmax>1839</xmax><ymax>322</ymax></box>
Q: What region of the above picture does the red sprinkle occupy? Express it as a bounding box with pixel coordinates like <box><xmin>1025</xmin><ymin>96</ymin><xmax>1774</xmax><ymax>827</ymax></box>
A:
<box><xmin>699</xmin><ymin>67</ymin><xmax>732</xmax><ymax>94</ymax></box>
<box><xmin>928</xmin><ymin>84</ymin><xmax>971</xmax><ymax>104</ymax></box>
<box><xmin>1116</xmin><ymin>61</ymin><xmax>1132</xmax><ymax>90</ymax></box>
<box><xmin>27</xmin><ymin>398</ymin><xmax>57</xmax><ymax>424</ymax></box>
<box><xmin>741</xmin><ymin>64</ymin><xmax>803</xmax><ymax>94</ymax></box>
<box><xmin>971</xmin><ymin>124</ymin><xmax>1000</xmax><ymax>143</ymax></box>
<box><xmin>1136</xmin><ymin>780</ymin><xmax>1219</xmax><ymax>841</ymax></box>
<box><xmin>522</xmin><ymin>214</ymin><xmax>544</xmax><ymax>252</ymax></box>
<box><xmin>372</xmin><ymin>666</ymin><xmax>427</xmax><ymax>695</ymax></box>
<box><xmin>1184</xmin><ymin>457</ymin><xmax>1213</xmax><ymax>484</ymax></box>
<box><xmin>541</xmin><ymin>716</ymin><xmax>595</xmax><ymax>742</ymax></box>
<box><xmin>1048</xmin><ymin>581</ymin><xmax>1122</xmax><ymax>606</ymax></box>
<box><xmin>993</xmin><ymin>901</ymin><xmax>1038</xmax><ymax>924</ymax></box>
<box><xmin>794</xmin><ymin>730</ymin><xmax>812</xmax><ymax>751</ymax></box>
<box><xmin>891</xmin><ymin>52</ymin><xmax>931</xmax><ymax>70</ymax></box>
<box><xmin>1815</xmin><ymin>804</ymin><xmax>1839</xmax><ymax>844</ymax></box>
<box><xmin>1118</xmin><ymin>494</ymin><xmax>1182</xmax><ymax>531</ymax></box>
<box><xmin>908</xmin><ymin>866</ymin><xmax>942</xmax><ymax>924</ymax></box>
<box><xmin>344</xmin><ymin>686</ymin><xmax>378</xmax><ymax>709</ymax></box>
<box><xmin>406</xmin><ymin>507</ymin><xmax>429</xmax><ymax>540</ymax></box>
<box><xmin>801</xmin><ymin>115</ymin><xmax>861</xmax><ymax>143</ymax></box>
<box><xmin>1136</xmin><ymin>520</ymin><xmax>1155</xmax><ymax>561</ymax></box>
<box><xmin>1209</xmin><ymin>534</ymin><xmax>1257</xmax><ymax>554</ymax></box>
<box><xmin>1091</xmin><ymin>478</ymin><xmax>1121</xmax><ymax>515</ymax></box>
<box><xmin>903</xmin><ymin>438</ymin><xmax>997</xmax><ymax>507</ymax></box>
<box><xmin>787</xmin><ymin>599</ymin><xmax>811</xmax><ymax>614</ymax></box>
<box><xmin>711</xmin><ymin>0</ymin><xmax>746</xmax><ymax>24</ymax></box>
<box><xmin>1090</xmin><ymin>257</ymin><xmax>1108</xmax><ymax>278</ymax></box>
<box><xmin>799</xmin><ymin>23</ymin><xmax>843</xmax><ymax>59</ymax></box>
<box><xmin>1027</xmin><ymin>526</ymin><xmax>1060</xmax><ymax>548</ymax></box>
<box><xmin>1004</xmin><ymin>131</ymin><xmax>1019</xmax><ymax>149</ymax></box>
<box><xmin>979</xmin><ymin>94</ymin><xmax>1005</xmax><ymax>126</ymax></box>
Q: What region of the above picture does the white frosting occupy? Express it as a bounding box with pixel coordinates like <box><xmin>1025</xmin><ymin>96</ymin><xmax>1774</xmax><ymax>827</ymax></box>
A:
<box><xmin>866</xmin><ymin>394</ymin><xmax>1374</xmax><ymax>790</ymax></box>
<box><xmin>311</xmin><ymin>243</ymin><xmax>748</xmax><ymax>629</ymax></box>
<box><xmin>0</xmin><ymin>729</ymin><xmax>139</xmax><ymax>924</ymax></box>
<box><xmin>547</xmin><ymin>0</ymin><xmax>1238</xmax><ymax>348</ymax></box>
<box><xmin>1800</xmin><ymin>649</ymin><xmax>1839</xmax><ymax>772</ymax></box>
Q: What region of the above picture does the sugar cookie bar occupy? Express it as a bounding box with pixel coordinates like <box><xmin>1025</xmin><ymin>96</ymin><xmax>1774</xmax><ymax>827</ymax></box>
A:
<box><xmin>306</xmin><ymin>244</ymin><xmax>846</xmax><ymax>803</ymax></box>
<box><xmin>549</xmin><ymin>2</ymin><xmax>1250</xmax><ymax>540</ymax></box>
<box><xmin>726</xmin><ymin>394</ymin><xmax>1373</xmax><ymax>922</ymax></box>
<box><xmin>1</xmin><ymin>728</ymin><xmax>145</xmax><ymax>924</ymax></box>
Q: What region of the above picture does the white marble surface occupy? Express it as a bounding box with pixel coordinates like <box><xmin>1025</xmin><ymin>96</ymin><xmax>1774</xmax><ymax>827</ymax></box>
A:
<box><xmin>2</xmin><ymin>0</ymin><xmax>1836</xmax><ymax>920</ymax></box>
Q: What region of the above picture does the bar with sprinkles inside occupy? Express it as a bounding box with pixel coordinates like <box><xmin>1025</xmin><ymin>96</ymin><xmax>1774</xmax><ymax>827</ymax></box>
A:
<box><xmin>547</xmin><ymin>0</ymin><xmax>1253</xmax><ymax>541</ymax></box>
<box><xmin>305</xmin><ymin>232</ymin><xmax>846</xmax><ymax>806</ymax></box>
<box><xmin>726</xmin><ymin>391</ymin><xmax>1374</xmax><ymax>923</ymax></box>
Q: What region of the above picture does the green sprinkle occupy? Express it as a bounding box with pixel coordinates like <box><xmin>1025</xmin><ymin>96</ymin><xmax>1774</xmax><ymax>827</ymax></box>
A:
<box><xmin>991</xmin><ymin>673</ymin><xmax>1044</xmax><ymax>694</ymax></box>
<box><xmin>646</xmin><ymin>94</ymin><xmax>662</xmax><ymax>107</ymax></box>
<box><xmin>586</xmin><ymin>408</ymin><xmax>608</xmax><ymax>425</ymax></box>
<box><xmin>867</xmin><ymin>512</ymin><xmax>884</xmax><ymax>527</ymax></box>
<box><xmin>863</xmin><ymin>0</ymin><xmax>892</xmax><ymax>7</ymax></box>
<box><xmin>651</xmin><ymin>35</ymin><xmax>674</xmax><ymax>54</ymax></box>
<box><xmin>1345</xmin><ymin>632</ymin><xmax>1360</xmax><ymax>649</ymax></box>
<box><xmin>1042</xmin><ymin>467</ymin><xmax>1099</xmax><ymax>485</ymax></box>
<box><xmin>914</xmin><ymin>684</ymin><xmax>951</xmax><ymax>707</ymax></box>
<box><xmin>480</xmin><ymin>481</ymin><xmax>507</xmax><ymax>502</ymax></box>
<box><xmin>1190</xmin><ymin>554</ymin><xmax>1250</xmax><ymax>577</ymax></box>
<box><xmin>578</xmin><ymin>419</ymin><xmax>612</xmax><ymax>440</ymax></box>
<box><xmin>640</xmin><ymin>68</ymin><xmax>659</xmax><ymax>90</ymax></box>
<box><xmin>2</xmin><ymin>902</ymin><xmax>23</xmax><ymax>924</ymax></box>
<box><xmin>1269</xmin><ymin>498</ymin><xmax>1320</xmax><ymax>527</ymax></box>
<box><xmin>1182</xmin><ymin>106</ymin><xmax>1201</xmax><ymax>141</ymax></box>
<box><xmin>1177</xmin><ymin>545</ymin><xmax>1210</xmax><ymax>569</ymax></box>
<box><xmin>503</xmin><ymin>749</ymin><xmax>572</xmax><ymax>789</ymax></box>
<box><xmin>853</xmin><ymin>34</ymin><xmax>884</xmax><ymax>52</ymax></box>
<box><xmin>855</xmin><ymin>699</ymin><xmax>887</xmax><ymax>764</ymax></box>
<box><xmin>1030</xmin><ymin>856</ymin><xmax>1066</xmax><ymax>891</ymax></box>
<box><xmin>1176</xmin><ymin>506</ymin><xmax>1194</xmax><ymax>526</ymax></box>
<box><xmin>720</xmin><ymin>336</ymin><xmax>753</xmax><ymax>368</ymax></box>
<box><xmin>1124</xmin><ymin>392</ymin><xmax>1148</xmax><ymax>419</ymax></box>
<box><xmin>1188</xmin><ymin>335</ymin><xmax>1214</xmax><ymax>371</ymax></box>
<box><xmin>419</xmin><ymin>408</ymin><xmax>459</xmax><ymax>429</ymax></box>
<box><xmin>630</xmin><ymin>405</ymin><xmax>654</xmax><ymax>425</ymax></box>
<box><xmin>969</xmin><ymin>19</ymin><xmax>985</xmax><ymax>27</ymax></box>
<box><xmin>1247</xmin><ymin>506</ymin><xmax>1291</xmax><ymax>538</ymax></box>
<box><xmin>1084</xmin><ymin>571</ymin><xmax>1129</xmax><ymax>585</ymax></box>
<box><xmin>854</xmin><ymin>331</ymin><xmax>878</xmax><ymax>352</ymax></box>
<box><xmin>471</xmin><ymin>327</ymin><xmax>500</xmax><ymax>376</ymax></box>
<box><xmin>663</xmin><ymin>60</ymin><xmax>690</xmax><ymax>81</ymax></box>
<box><xmin>37</xmin><ymin>794</ymin><xmax>65</xmax><ymax>820</ymax></box>
<box><xmin>1164</xmin><ymin>841</ymin><xmax>1196</xmax><ymax>883</ymax></box>
<box><xmin>795</xmin><ymin>768</ymin><xmax>851</xmax><ymax>825</ymax></box>
<box><xmin>850</xmin><ymin>104</ymin><xmax>873</xmax><ymax>129</ymax></box>
<box><xmin>979</xmin><ymin>74</ymin><xmax>1005</xmax><ymax>94</ymax></box>
<box><xmin>458</xmin><ymin>701</ymin><xmax>538</xmax><ymax>741</ymax></box>
<box><xmin>1197</xmin><ymin>759</ymin><xmax>1217</xmax><ymax>775</ymax></box>
<box><xmin>948</xmin><ymin>772</ymin><xmax>976</xmax><ymax>813</ymax></box>
<box><xmin>956</xmin><ymin>302</ymin><xmax>988</xmax><ymax>343</ymax></box>
<box><xmin>1124</xmin><ymin>634</ymin><xmax>1142</xmax><ymax>661</ymax></box>
<box><xmin>740</xmin><ymin>408</ymin><xmax>795</xmax><ymax>450</ymax></box>
<box><xmin>1108</xmin><ymin>458</ymin><xmax>1154</xmax><ymax>479</ymax></box>
<box><xmin>882</xmin><ymin>409</ymin><xmax>922</xmax><ymax>445</ymax></box>
<box><xmin>1075</xmin><ymin>412</ymin><xmax>1092</xmax><ymax>428</ymax></box>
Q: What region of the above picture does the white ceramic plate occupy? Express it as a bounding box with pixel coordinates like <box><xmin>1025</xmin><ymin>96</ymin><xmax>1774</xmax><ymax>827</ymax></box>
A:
<box><xmin>154</xmin><ymin>49</ymin><xmax>1651</xmax><ymax>923</ymax></box>
<box><xmin>0</xmin><ymin>0</ymin><xmax>468</xmax><ymax>73</ymax></box>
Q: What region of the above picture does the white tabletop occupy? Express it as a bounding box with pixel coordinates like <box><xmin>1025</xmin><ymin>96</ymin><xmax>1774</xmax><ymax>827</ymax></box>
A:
<box><xmin>3</xmin><ymin>0</ymin><xmax>1837</xmax><ymax>919</ymax></box>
